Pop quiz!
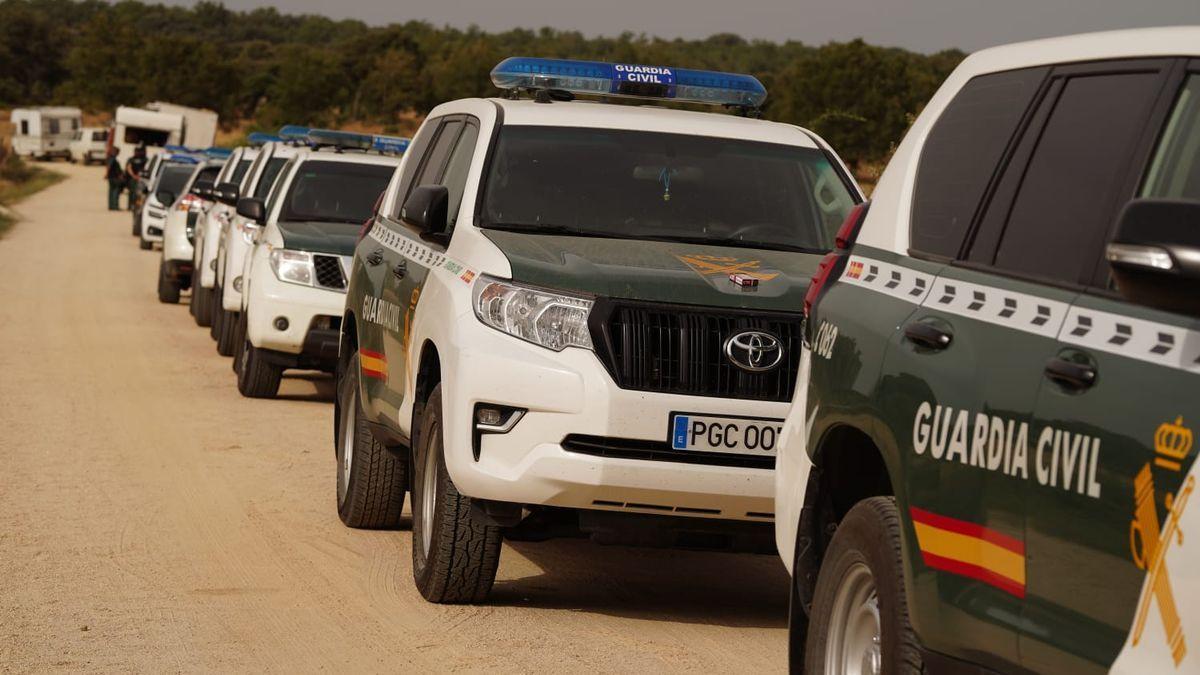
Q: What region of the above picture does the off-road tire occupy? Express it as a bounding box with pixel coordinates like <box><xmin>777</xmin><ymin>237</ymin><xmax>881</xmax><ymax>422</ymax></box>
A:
<box><xmin>132</xmin><ymin>217</ymin><xmax>140</xmax><ymax>237</ymax></box>
<box><xmin>804</xmin><ymin>496</ymin><xmax>922</xmax><ymax>675</ymax></box>
<box><xmin>236</xmin><ymin>329</ymin><xmax>282</xmax><ymax>399</ymax></box>
<box><xmin>209</xmin><ymin>285</ymin><xmax>222</xmax><ymax>340</ymax></box>
<box><xmin>215</xmin><ymin>306</ymin><xmax>238</xmax><ymax>357</ymax></box>
<box><xmin>157</xmin><ymin>261</ymin><xmax>180</xmax><ymax>304</ymax></box>
<box><xmin>335</xmin><ymin>353</ymin><xmax>408</xmax><ymax>528</ymax></box>
<box><xmin>192</xmin><ymin>285</ymin><xmax>213</xmax><ymax>327</ymax></box>
<box><xmin>232</xmin><ymin>312</ymin><xmax>248</xmax><ymax>373</ymax></box>
<box><xmin>410</xmin><ymin>385</ymin><xmax>502</xmax><ymax>603</ymax></box>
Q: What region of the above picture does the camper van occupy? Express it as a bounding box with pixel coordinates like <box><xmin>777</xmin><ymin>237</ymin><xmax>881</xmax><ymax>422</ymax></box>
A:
<box><xmin>10</xmin><ymin>107</ymin><xmax>82</xmax><ymax>160</ymax></box>
<box><xmin>145</xmin><ymin>102</ymin><xmax>217</xmax><ymax>149</ymax></box>
<box><xmin>110</xmin><ymin>103</ymin><xmax>219</xmax><ymax>164</ymax></box>
<box><xmin>69</xmin><ymin>127</ymin><xmax>109</xmax><ymax>164</ymax></box>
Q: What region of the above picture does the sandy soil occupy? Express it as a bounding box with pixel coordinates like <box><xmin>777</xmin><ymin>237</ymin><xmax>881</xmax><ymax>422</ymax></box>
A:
<box><xmin>0</xmin><ymin>163</ymin><xmax>789</xmax><ymax>673</ymax></box>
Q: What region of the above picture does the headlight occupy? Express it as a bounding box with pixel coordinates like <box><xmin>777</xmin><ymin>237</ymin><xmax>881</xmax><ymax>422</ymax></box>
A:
<box><xmin>269</xmin><ymin>248</ymin><xmax>314</xmax><ymax>287</ymax></box>
<box><xmin>472</xmin><ymin>275</ymin><xmax>593</xmax><ymax>351</ymax></box>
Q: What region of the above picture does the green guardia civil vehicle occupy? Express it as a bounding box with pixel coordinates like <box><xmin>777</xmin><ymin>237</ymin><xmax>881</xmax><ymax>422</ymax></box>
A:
<box><xmin>333</xmin><ymin>57</ymin><xmax>862</xmax><ymax>603</ymax></box>
<box><xmin>776</xmin><ymin>27</ymin><xmax>1200</xmax><ymax>675</ymax></box>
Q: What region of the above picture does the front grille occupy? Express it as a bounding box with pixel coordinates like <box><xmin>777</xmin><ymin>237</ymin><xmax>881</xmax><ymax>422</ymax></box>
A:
<box><xmin>313</xmin><ymin>254</ymin><xmax>347</xmax><ymax>291</ymax></box>
<box><xmin>563</xmin><ymin>434</ymin><xmax>775</xmax><ymax>470</ymax></box>
<box><xmin>590</xmin><ymin>299</ymin><xmax>803</xmax><ymax>402</ymax></box>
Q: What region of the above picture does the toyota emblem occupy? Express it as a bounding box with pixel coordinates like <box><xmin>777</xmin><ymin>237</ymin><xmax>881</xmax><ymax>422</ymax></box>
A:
<box><xmin>723</xmin><ymin>330</ymin><xmax>784</xmax><ymax>372</ymax></box>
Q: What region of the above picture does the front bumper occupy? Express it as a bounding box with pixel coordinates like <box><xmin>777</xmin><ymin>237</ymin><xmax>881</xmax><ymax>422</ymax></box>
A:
<box><xmin>439</xmin><ymin>315</ymin><xmax>783</xmax><ymax>523</ymax></box>
<box><xmin>141</xmin><ymin>210</ymin><xmax>166</xmax><ymax>243</ymax></box>
<box><xmin>247</xmin><ymin>269</ymin><xmax>345</xmax><ymax>362</ymax></box>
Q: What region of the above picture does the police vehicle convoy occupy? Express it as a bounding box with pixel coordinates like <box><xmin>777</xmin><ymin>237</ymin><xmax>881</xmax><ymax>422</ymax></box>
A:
<box><xmin>775</xmin><ymin>26</ymin><xmax>1200</xmax><ymax>675</ymax></box>
<box><xmin>157</xmin><ymin>151</ymin><xmax>226</xmax><ymax>304</ymax></box>
<box><xmin>212</xmin><ymin>128</ymin><xmax>306</xmax><ymax>358</ymax></box>
<box><xmin>232</xmin><ymin>129</ymin><xmax>402</xmax><ymax>398</ymax></box>
<box><xmin>137</xmin><ymin>147</ymin><xmax>204</xmax><ymax>249</ymax></box>
<box><xmin>191</xmin><ymin>140</ymin><xmax>263</xmax><ymax>329</ymax></box>
<box><xmin>333</xmin><ymin>57</ymin><xmax>861</xmax><ymax>604</ymax></box>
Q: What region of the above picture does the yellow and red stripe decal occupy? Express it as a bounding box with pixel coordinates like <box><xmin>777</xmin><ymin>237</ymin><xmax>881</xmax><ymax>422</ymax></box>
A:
<box><xmin>359</xmin><ymin>349</ymin><xmax>387</xmax><ymax>381</ymax></box>
<box><xmin>910</xmin><ymin>506</ymin><xmax>1026</xmax><ymax>598</ymax></box>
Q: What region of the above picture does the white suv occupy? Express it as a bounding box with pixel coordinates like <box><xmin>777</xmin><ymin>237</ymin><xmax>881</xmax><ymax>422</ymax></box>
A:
<box><xmin>191</xmin><ymin>145</ymin><xmax>258</xmax><ymax>329</ymax></box>
<box><xmin>156</xmin><ymin>159</ymin><xmax>224</xmax><ymax>304</ymax></box>
<box><xmin>233</xmin><ymin>132</ymin><xmax>400</xmax><ymax>397</ymax></box>
<box><xmin>334</xmin><ymin>57</ymin><xmax>861</xmax><ymax>603</ymax></box>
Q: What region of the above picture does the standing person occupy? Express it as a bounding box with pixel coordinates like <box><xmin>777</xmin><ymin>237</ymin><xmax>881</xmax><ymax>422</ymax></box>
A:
<box><xmin>104</xmin><ymin>148</ymin><xmax>125</xmax><ymax>211</ymax></box>
<box><xmin>124</xmin><ymin>146</ymin><xmax>147</xmax><ymax>211</ymax></box>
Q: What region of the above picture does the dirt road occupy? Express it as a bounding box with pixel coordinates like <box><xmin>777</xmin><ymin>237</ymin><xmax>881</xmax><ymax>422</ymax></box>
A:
<box><xmin>0</xmin><ymin>163</ymin><xmax>789</xmax><ymax>672</ymax></box>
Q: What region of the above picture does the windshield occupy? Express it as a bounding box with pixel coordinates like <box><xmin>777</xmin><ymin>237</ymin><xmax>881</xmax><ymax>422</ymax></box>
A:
<box><xmin>481</xmin><ymin>126</ymin><xmax>857</xmax><ymax>252</ymax></box>
<box><xmin>155</xmin><ymin>165</ymin><xmax>195</xmax><ymax>199</ymax></box>
<box><xmin>279</xmin><ymin>160</ymin><xmax>394</xmax><ymax>224</ymax></box>
<box><xmin>253</xmin><ymin>157</ymin><xmax>288</xmax><ymax>199</ymax></box>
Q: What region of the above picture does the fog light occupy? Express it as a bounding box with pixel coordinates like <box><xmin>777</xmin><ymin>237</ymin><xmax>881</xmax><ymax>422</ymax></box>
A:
<box><xmin>273</xmin><ymin>317</ymin><xmax>289</xmax><ymax>331</ymax></box>
<box><xmin>476</xmin><ymin>408</ymin><xmax>503</xmax><ymax>426</ymax></box>
<box><xmin>232</xmin><ymin>276</ymin><xmax>243</xmax><ymax>292</ymax></box>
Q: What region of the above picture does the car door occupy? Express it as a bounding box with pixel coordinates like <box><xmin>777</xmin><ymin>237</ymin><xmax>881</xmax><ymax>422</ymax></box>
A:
<box><xmin>867</xmin><ymin>65</ymin><xmax>1058</xmax><ymax>672</ymax></box>
<box><xmin>1019</xmin><ymin>61</ymin><xmax>1198</xmax><ymax>674</ymax></box>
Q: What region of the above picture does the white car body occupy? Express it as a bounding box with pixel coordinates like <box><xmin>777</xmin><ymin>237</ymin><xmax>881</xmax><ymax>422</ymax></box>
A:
<box><xmin>194</xmin><ymin>146</ymin><xmax>257</xmax><ymax>291</ymax></box>
<box><xmin>161</xmin><ymin>159</ymin><xmax>223</xmax><ymax>268</ymax></box>
<box><xmin>242</xmin><ymin>149</ymin><xmax>400</xmax><ymax>363</ymax></box>
<box><xmin>360</xmin><ymin>97</ymin><xmax>859</xmax><ymax>524</ymax></box>
<box><xmin>69</xmin><ymin>127</ymin><xmax>109</xmax><ymax>164</ymax></box>
<box><xmin>218</xmin><ymin>141</ymin><xmax>300</xmax><ymax>313</ymax></box>
<box><xmin>140</xmin><ymin>156</ymin><xmax>199</xmax><ymax>246</ymax></box>
<box><xmin>11</xmin><ymin>107</ymin><xmax>81</xmax><ymax>159</ymax></box>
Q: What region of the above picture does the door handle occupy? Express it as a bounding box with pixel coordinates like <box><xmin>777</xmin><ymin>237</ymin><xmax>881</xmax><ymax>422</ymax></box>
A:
<box><xmin>1044</xmin><ymin>357</ymin><xmax>1097</xmax><ymax>391</ymax></box>
<box><xmin>365</xmin><ymin>249</ymin><xmax>384</xmax><ymax>266</ymax></box>
<box><xmin>392</xmin><ymin>261</ymin><xmax>407</xmax><ymax>280</ymax></box>
<box><xmin>903</xmin><ymin>322</ymin><xmax>953</xmax><ymax>350</ymax></box>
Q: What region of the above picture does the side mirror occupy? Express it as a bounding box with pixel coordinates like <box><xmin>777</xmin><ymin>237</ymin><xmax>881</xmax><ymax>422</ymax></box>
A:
<box><xmin>1107</xmin><ymin>199</ymin><xmax>1200</xmax><ymax>317</ymax></box>
<box><xmin>236</xmin><ymin>197</ymin><xmax>266</xmax><ymax>225</ymax></box>
<box><xmin>401</xmin><ymin>185</ymin><xmax>450</xmax><ymax>246</ymax></box>
<box><xmin>155</xmin><ymin>190</ymin><xmax>175</xmax><ymax>206</ymax></box>
<box><xmin>214</xmin><ymin>181</ymin><xmax>240</xmax><ymax>206</ymax></box>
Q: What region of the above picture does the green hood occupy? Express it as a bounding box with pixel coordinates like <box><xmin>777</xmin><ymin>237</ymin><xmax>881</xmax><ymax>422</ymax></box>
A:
<box><xmin>277</xmin><ymin>221</ymin><xmax>360</xmax><ymax>256</ymax></box>
<box><xmin>483</xmin><ymin>230</ymin><xmax>821</xmax><ymax>311</ymax></box>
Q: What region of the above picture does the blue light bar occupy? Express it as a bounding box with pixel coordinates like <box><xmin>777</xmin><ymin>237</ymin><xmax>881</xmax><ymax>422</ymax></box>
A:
<box><xmin>278</xmin><ymin>125</ymin><xmax>312</xmax><ymax>142</ymax></box>
<box><xmin>204</xmin><ymin>147</ymin><xmax>232</xmax><ymax>159</ymax></box>
<box><xmin>490</xmin><ymin>57</ymin><xmax>767</xmax><ymax>108</ymax></box>
<box><xmin>306</xmin><ymin>129</ymin><xmax>373</xmax><ymax>151</ymax></box>
<box><xmin>372</xmin><ymin>135</ymin><xmax>410</xmax><ymax>154</ymax></box>
<box><xmin>247</xmin><ymin>132</ymin><xmax>283</xmax><ymax>146</ymax></box>
<box><xmin>164</xmin><ymin>155</ymin><xmax>199</xmax><ymax>165</ymax></box>
<box><xmin>164</xmin><ymin>144</ymin><xmax>201</xmax><ymax>154</ymax></box>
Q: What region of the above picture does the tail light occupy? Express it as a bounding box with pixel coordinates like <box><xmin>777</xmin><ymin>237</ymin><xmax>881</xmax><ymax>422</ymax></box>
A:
<box><xmin>803</xmin><ymin>202</ymin><xmax>870</xmax><ymax>318</ymax></box>
<box><xmin>177</xmin><ymin>194</ymin><xmax>204</xmax><ymax>212</ymax></box>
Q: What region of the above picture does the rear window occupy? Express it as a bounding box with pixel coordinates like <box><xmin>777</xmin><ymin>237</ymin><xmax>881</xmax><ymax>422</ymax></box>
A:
<box><xmin>156</xmin><ymin>165</ymin><xmax>195</xmax><ymax>198</ymax></box>
<box><xmin>911</xmin><ymin>67</ymin><xmax>1047</xmax><ymax>258</ymax></box>
<box><xmin>279</xmin><ymin>160</ymin><xmax>395</xmax><ymax>224</ymax></box>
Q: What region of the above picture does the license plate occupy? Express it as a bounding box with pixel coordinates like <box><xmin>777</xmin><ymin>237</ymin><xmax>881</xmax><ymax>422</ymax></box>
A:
<box><xmin>669</xmin><ymin>413</ymin><xmax>783</xmax><ymax>456</ymax></box>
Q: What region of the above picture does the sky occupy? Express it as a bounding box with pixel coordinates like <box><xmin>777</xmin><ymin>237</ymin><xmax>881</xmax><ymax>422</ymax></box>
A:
<box><xmin>158</xmin><ymin>0</ymin><xmax>1200</xmax><ymax>53</ymax></box>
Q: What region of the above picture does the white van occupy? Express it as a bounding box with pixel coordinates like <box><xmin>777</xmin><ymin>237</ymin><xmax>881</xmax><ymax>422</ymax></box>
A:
<box><xmin>111</xmin><ymin>106</ymin><xmax>184</xmax><ymax>164</ymax></box>
<box><xmin>69</xmin><ymin>127</ymin><xmax>109</xmax><ymax>164</ymax></box>
<box><xmin>145</xmin><ymin>102</ymin><xmax>218</xmax><ymax>149</ymax></box>
<box><xmin>11</xmin><ymin>107</ymin><xmax>82</xmax><ymax>160</ymax></box>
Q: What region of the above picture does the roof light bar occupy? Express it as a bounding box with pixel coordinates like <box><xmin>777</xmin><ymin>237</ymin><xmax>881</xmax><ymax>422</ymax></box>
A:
<box><xmin>372</xmin><ymin>135</ymin><xmax>410</xmax><ymax>155</ymax></box>
<box><xmin>204</xmin><ymin>147</ymin><xmax>232</xmax><ymax>159</ymax></box>
<box><xmin>490</xmin><ymin>57</ymin><xmax>767</xmax><ymax>109</ymax></box>
<box><xmin>247</xmin><ymin>132</ymin><xmax>283</xmax><ymax>146</ymax></box>
<box><xmin>278</xmin><ymin>125</ymin><xmax>312</xmax><ymax>142</ymax></box>
<box><xmin>306</xmin><ymin>129</ymin><xmax>373</xmax><ymax>151</ymax></box>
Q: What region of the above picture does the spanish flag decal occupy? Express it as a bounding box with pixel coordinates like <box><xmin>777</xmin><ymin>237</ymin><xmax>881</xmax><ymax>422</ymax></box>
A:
<box><xmin>910</xmin><ymin>506</ymin><xmax>1026</xmax><ymax>598</ymax></box>
<box><xmin>360</xmin><ymin>349</ymin><xmax>387</xmax><ymax>381</ymax></box>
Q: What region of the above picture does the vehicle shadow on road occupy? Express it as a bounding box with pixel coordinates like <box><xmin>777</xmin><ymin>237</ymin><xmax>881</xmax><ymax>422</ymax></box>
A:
<box><xmin>275</xmin><ymin>372</ymin><xmax>336</xmax><ymax>402</ymax></box>
<box><xmin>490</xmin><ymin>539</ymin><xmax>789</xmax><ymax>628</ymax></box>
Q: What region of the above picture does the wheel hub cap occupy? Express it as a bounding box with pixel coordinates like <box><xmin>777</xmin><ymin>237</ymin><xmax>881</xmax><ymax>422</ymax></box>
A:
<box><xmin>827</xmin><ymin>561</ymin><xmax>882</xmax><ymax>675</ymax></box>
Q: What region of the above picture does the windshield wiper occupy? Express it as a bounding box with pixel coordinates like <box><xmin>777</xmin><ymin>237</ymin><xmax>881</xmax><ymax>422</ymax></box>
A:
<box><xmin>641</xmin><ymin>234</ymin><xmax>825</xmax><ymax>254</ymax></box>
<box><xmin>482</xmin><ymin>222</ymin><xmax>608</xmax><ymax>238</ymax></box>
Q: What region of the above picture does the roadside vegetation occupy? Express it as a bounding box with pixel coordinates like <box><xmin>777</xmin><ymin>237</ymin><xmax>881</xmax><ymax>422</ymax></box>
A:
<box><xmin>0</xmin><ymin>146</ymin><xmax>65</xmax><ymax>238</ymax></box>
<box><xmin>0</xmin><ymin>0</ymin><xmax>962</xmax><ymax>171</ymax></box>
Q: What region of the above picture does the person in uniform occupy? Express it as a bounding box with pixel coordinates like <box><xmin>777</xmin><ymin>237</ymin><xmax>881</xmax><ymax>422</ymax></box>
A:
<box><xmin>104</xmin><ymin>148</ymin><xmax>125</xmax><ymax>211</ymax></box>
<box><xmin>124</xmin><ymin>146</ymin><xmax>147</xmax><ymax>211</ymax></box>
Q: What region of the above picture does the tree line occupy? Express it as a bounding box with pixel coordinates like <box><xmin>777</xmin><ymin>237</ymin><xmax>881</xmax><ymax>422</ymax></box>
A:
<box><xmin>0</xmin><ymin>0</ymin><xmax>964</xmax><ymax>164</ymax></box>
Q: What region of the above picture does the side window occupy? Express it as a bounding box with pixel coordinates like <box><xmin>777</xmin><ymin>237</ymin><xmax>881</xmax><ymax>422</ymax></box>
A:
<box><xmin>390</xmin><ymin>119</ymin><xmax>442</xmax><ymax>218</ymax></box>
<box><xmin>241</xmin><ymin>152</ymin><xmax>266</xmax><ymax>192</ymax></box>
<box><xmin>19</xmin><ymin>120</ymin><xmax>29</xmax><ymax>135</ymax></box>
<box><xmin>1141</xmin><ymin>75</ymin><xmax>1200</xmax><ymax>200</ymax></box>
<box><xmin>412</xmin><ymin>120</ymin><xmax>463</xmax><ymax>188</ymax></box>
<box><xmin>991</xmin><ymin>71</ymin><xmax>1164</xmax><ymax>284</ymax></box>
<box><xmin>911</xmin><ymin>67</ymin><xmax>1047</xmax><ymax>258</ymax></box>
<box><xmin>441</xmin><ymin>121</ymin><xmax>480</xmax><ymax>233</ymax></box>
<box><xmin>47</xmin><ymin>119</ymin><xmax>59</xmax><ymax>135</ymax></box>
<box><xmin>254</xmin><ymin>157</ymin><xmax>288</xmax><ymax>200</ymax></box>
<box><xmin>264</xmin><ymin>158</ymin><xmax>295</xmax><ymax>216</ymax></box>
